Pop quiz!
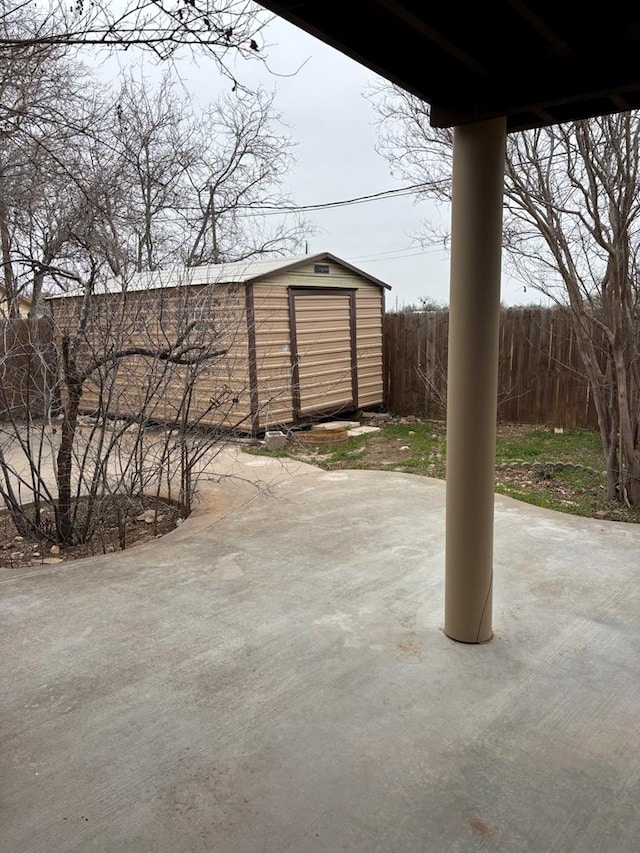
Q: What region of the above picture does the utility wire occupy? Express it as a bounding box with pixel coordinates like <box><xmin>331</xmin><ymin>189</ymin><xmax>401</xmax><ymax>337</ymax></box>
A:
<box><xmin>230</xmin><ymin>181</ymin><xmax>445</xmax><ymax>216</ymax></box>
<box><xmin>350</xmin><ymin>245</ymin><xmax>447</xmax><ymax>263</ymax></box>
<box><xmin>235</xmin><ymin>135</ymin><xmax>617</xmax><ymax>218</ymax></box>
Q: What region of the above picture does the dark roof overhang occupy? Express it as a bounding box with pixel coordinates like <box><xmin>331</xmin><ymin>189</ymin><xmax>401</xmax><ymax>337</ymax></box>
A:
<box><xmin>257</xmin><ymin>2</ymin><xmax>640</xmax><ymax>131</ymax></box>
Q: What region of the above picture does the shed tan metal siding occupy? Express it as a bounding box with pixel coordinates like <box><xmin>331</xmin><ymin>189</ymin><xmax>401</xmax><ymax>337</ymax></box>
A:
<box><xmin>49</xmin><ymin>284</ymin><xmax>254</xmax><ymax>430</ymax></box>
<box><xmin>48</xmin><ymin>257</ymin><xmax>385</xmax><ymax>432</ymax></box>
<box><xmin>356</xmin><ymin>287</ymin><xmax>384</xmax><ymax>407</ymax></box>
<box><xmin>251</xmin><ymin>259</ymin><xmax>384</xmax><ymax>427</ymax></box>
<box><xmin>250</xmin><ymin>284</ymin><xmax>295</xmax><ymax>429</ymax></box>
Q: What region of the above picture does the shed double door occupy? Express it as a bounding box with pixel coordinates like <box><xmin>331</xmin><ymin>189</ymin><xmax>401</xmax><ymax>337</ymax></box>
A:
<box><xmin>289</xmin><ymin>288</ymin><xmax>358</xmax><ymax>417</ymax></box>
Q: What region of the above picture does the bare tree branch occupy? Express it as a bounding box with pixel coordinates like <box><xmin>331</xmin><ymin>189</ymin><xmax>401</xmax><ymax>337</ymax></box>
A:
<box><xmin>371</xmin><ymin>88</ymin><xmax>640</xmax><ymax>505</ymax></box>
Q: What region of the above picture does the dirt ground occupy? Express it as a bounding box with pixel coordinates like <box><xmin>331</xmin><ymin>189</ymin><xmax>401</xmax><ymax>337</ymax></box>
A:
<box><xmin>284</xmin><ymin>418</ymin><xmax>640</xmax><ymax>525</ymax></box>
<box><xmin>0</xmin><ymin>495</ymin><xmax>181</xmax><ymax>571</ymax></box>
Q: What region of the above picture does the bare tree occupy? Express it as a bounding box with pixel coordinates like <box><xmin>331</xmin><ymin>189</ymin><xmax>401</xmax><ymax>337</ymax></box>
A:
<box><xmin>0</xmin><ymin>4</ymin><xmax>112</xmax><ymax>315</ymax></box>
<box><xmin>107</xmin><ymin>67</ymin><xmax>201</xmax><ymax>273</ymax></box>
<box><xmin>371</xmin><ymin>85</ymin><xmax>640</xmax><ymax>505</ymax></box>
<box><xmin>105</xmin><ymin>71</ymin><xmax>306</xmax><ymax>273</ymax></box>
<box><xmin>0</xmin><ymin>32</ymin><xmax>307</xmax><ymax>314</ymax></box>
<box><xmin>0</xmin><ymin>17</ymin><xmax>73</xmax><ymax>313</ymax></box>
<box><xmin>0</xmin><ymin>262</ymin><xmax>251</xmax><ymax>545</ymax></box>
<box><xmin>186</xmin><ymin>87</ymin><xmax>306</xmax><ymax>264</ymax></box>
<box><xmin>0</xmin><ymin>0</ymin><xmax>269</xmax><ymax>74</ymax></box>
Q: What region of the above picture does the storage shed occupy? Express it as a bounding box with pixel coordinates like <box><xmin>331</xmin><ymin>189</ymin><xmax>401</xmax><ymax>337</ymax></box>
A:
<box><xmin>48</xmin><ymin>252</ymin><xmax>389</xmax><ymax>432</ymax></box>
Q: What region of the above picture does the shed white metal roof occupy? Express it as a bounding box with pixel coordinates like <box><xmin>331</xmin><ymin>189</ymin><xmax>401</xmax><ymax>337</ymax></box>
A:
<box><xmin>48</xmin><ymin>252</ymin><xmax>391</xmax><ymax>299</ymax></box>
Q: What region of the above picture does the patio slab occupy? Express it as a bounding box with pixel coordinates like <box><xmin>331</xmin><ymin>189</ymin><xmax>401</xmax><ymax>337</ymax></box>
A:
<box><xmin>1</xmin><ymin>454</ymin><xmax>639</xmax><ymax>852</ymax></box>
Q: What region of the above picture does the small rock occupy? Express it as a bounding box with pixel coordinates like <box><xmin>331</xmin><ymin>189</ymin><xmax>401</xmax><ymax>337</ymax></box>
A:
<box><xmin>136</xmin><ymin>509</ymin><xmax>159</xmax><ymax>524</ymax></box>
<box><xmin>408</xmin><ymin>430</ymin><xmax>415</xmax><ymax>435</ymax></box>
<box><xmin>50</xmin><ymin>545</ymin><xmax>60</xmax><ymax>556</ymax></box>
<box><xmin>554</xmin><ymin>427</ymin><xmax>564</xmax><ymax>435</ymax></box>
<box><xmin>313</xmin><ymin>421</ymin><xmax>359</xmax><ymax>431</ymax></box>
<box><xmin>264</xmin><ymin>430</ymin><xmax>287</xmax><ymax>451</ymax></box>
<box><xmin>594</xmin><ymin>510</ymin><xmax>609</xmax><ymax>520</ymax></box>
<box><xmin>42</xmin><ymin>557</ymin><xmax>63</xmax><ymax>565</ymax></box>
<box><xmin>399</xmin><ymin>445</ymin><xmax>410</xmax><ymax>451</ymax></box>
<box><xmin>347</xmin><ymin>425</ymin><xmax>380</xmax><ymax>436</ymax></box>
<box><xmin>32</xmin><ymin>553</ymin><xmax>41</xmax><ymax>558</ymax></box>
<box><xmin>175</xmin><ymin>518</ymin><xmax>184</xmax><ymax>526</ymax></box>
<box><xmin>13</xmin><ymin>535</ymin><xmax>24</xmax><ymax>542</ymax></box>
<box><xmin>106</xmin><ymin>545</ymin><xmax>115</xmax><ymax>553</ymax></box>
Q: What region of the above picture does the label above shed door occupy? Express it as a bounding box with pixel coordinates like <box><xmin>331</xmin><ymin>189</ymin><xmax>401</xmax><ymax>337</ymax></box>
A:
<box><xmin>313</xmin><ymin>264</ymin><xmax>330</xmax><ymax>274</ymax></box>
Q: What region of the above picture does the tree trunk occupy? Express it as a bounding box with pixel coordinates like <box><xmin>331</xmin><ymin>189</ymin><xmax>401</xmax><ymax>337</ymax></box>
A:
<box><xmin>604</xmin><ymin>421</ymin><xmax>620</xmax><ymax>501</ymax></box>
<box><xmin>56</xmin><ymin>336</ymin><xmax>81</xmax><ymax>543</ymax></box>
<box><xmin>0</xmin><ymin>202</ymin><xmax>19</xmax><ymax>318</ymax></box>
<box><xmin>626</xmin><ymin>455</ymin><xmax>640</xmax><ymax>506</ymax></box>
<box><xmin>28</xmin><ymin>271</ymin><xmax>46</xmax><ymax>318</ymax></box>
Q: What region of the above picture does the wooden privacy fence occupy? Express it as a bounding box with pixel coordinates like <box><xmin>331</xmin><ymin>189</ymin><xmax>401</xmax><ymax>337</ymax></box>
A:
<box><xmin>1</xmin><ymin>311</ymin><xmax>603</xmax><ymax>428</ymax></box>
<box><xmin>0</xmin><ymin>318</ymin><xmax>57</xmax><ymax>419</ymax></box>
<box><xmin>384</xmin><ymin>308</ymin><xmax>601</xmax><ymax>428</ymax></box>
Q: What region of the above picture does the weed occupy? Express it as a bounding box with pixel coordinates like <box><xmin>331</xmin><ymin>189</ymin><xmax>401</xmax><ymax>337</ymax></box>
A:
<box><xmin>252</xmin><ymin>422</ymin><xmax>638</xmax><ymax>523</ymax></box>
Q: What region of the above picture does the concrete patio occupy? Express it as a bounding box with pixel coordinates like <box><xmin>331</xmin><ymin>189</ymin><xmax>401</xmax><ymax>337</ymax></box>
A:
<box><xmin>1</xmin><ymin>451</ymin><xmax>639</xmax><ymax>852</ymax></box>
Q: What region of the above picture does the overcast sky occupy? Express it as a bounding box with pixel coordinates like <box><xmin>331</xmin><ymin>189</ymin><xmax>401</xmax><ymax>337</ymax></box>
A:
<box><xmin>104</xmin><ymin>11</ymin><xmax>537</xmax><ymax>307</ymax></box>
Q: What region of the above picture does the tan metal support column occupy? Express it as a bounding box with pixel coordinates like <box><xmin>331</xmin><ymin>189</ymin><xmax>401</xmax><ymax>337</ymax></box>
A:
<box><xmin>444</xmin><ymin>117</ymin><xmax>506</xmax><ymax>644</ymax></box>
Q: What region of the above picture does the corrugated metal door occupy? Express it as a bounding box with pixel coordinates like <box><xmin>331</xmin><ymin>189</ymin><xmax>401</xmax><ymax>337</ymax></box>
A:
<box><xmin>289</xmin><ymin>288</ymin><xmax>358</xmax><ymax>417</ymax></box>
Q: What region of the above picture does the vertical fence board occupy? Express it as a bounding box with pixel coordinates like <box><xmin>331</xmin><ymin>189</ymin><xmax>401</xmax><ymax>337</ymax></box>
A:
<box><xmin>0</xmin><ymin>318</ymin><xmax>56</xmax><ymax>419</ymax></box>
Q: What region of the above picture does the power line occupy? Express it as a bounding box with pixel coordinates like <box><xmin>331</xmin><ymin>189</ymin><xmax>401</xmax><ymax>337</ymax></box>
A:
<box><xmin>232</xmin><ymin>181</ymin><xmax>444</xmax><ymax>217</ymax></box>
<box><xmin>237</xmin><ymin>133</ymin><xmax>624</xmax><ymax>219</ymax></box>
<box><xmin>253</xmin><ymin>182</ymin><xmax>427</xmax><ymax>211</ymax></box>
<box><xmin>350</xmin><ymin>245</ymin><xmax>447</xmax><ymax>263</ymax></box>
